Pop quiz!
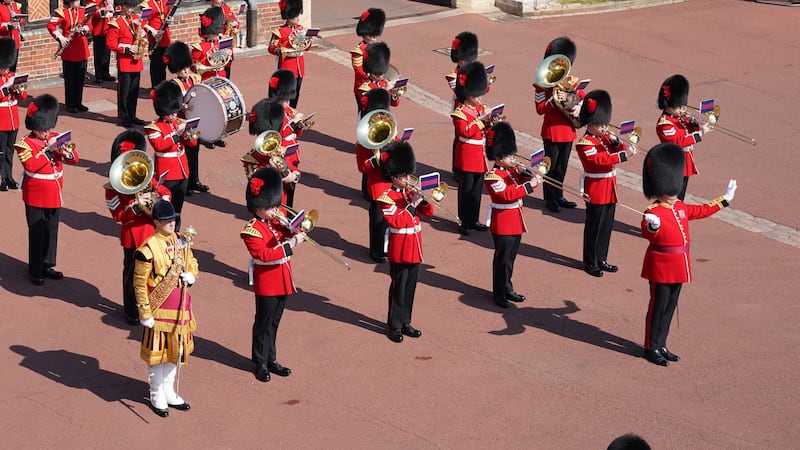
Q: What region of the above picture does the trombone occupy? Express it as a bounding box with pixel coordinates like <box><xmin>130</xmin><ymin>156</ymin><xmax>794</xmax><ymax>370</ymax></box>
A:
<box><xmin>517</xmin><ymin>154</ymin><xmax>590</xmax><ymax>202</ymax></box>
<box><xmin>273</xmin><ymin>205</ymin><xmax>350</xmax><ymax>270</ymax></box>
<box><xmin>405</xmin><ymin>175</ymin><xmax>462</xmax><ymax>226</ymax></box>
<box><xmin>607</xmin><ymin>123</ymin><xmax>644</xmax><ymax>149</ymax></box>
<box><xmin>685</xmin><ymin>104</ymin><xmax>756</xmax><ymax>146</ymax></box>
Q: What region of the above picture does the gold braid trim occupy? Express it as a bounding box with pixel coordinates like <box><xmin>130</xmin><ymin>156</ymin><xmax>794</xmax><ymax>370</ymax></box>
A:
<box><xmin>147</xmin><ymin>263</ymin><xmax>181</xmax><ymax>314</ymax></box>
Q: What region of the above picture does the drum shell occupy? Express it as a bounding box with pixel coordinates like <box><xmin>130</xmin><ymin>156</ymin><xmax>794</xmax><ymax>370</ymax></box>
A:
<box><xmin>185</xmin><ymin>77</ymin><xmax>247</xmax><ymax>142</ymax></box>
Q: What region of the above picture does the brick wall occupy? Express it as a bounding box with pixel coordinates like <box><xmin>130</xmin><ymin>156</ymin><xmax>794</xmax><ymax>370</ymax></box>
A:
<box><xmin>16</xmin><ymin>0</ymin><xmax>283</xmax><ymax>81</ymax></box>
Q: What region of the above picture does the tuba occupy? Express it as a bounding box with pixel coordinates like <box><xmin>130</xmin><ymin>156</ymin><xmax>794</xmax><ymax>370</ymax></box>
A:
<box><xmin>109</xmin><ymin>150</ymin><xmax>157</xmax><ymax>208</ymax></box>
<box><xmin>245</xmin><ymin>130</ymin><xmax>288</xmax><ymax>178</ymax></box>
<box><xmin>533</xmin><ymin>54</ymin><xmax>582</xmax><ymax>128</ymax></box>
<box><xmin>356</xmin><ymin>109</ymin><xmax>397</xmax><ymax>156</ymax></box>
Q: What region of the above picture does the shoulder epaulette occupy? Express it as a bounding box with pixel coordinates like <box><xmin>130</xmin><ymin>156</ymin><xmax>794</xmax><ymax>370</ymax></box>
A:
<box><xmin>657</xmin><ymin>116</ymin><xmax>672</xmax><ymax>126</ymax></box>
<box><xmin>484</xmin><ymin>171</ymin><xmax>502</xmax><ymax>182</ymax></box>
<box><xmin>357</xmin><ymin>82</ymin><xmax>372</xmax><ymax>93</ymax></box>
<box><xmin>137</xmin><ymin>245</ymin><xmax>154</xmax><ymax>261</ymax></box>
<box><xmin>350</xmin><ymin>46</ymin><xmax>363</xmax><ymax>56</ymax></box>
<box><xmin>102</xmin><ymin>182</ymin><xmax>113</xmax><ymax>190</ymax></box>
<box><xmin>271</xmin><ymin>28</ymin><xmax>282</xmax><ymax>39</ymax></box>
<box><xmin>240</xmin><ymin>153</ymin><xmax>258</xmax><ymax>164</ymax></box>
<box><xmin>191</xmin><ymin>42</ymin><xmax>203</xmax><ymax>51</ymax></box>
<box><xmin>108</xmin><ymin>20</ymin><xmax>120</xmax><ymax>29</ymax></box>
<box><xmin>451</xmin><ymin>107</ymin><xmax>467</xmax><ymax>121</ymax></box>
<box><xmin>376</xmin><ymin>192</ymin><xmax>394</xmax><ymax>205</ymax></box>
<box><xmin>576</xmin><ymin>137</ymin><xmax>594</xmax><ymax>147</ymax></box>
<box><xmin>143</xmin><ymin>122</ymin><xmax>160</xmax><ymax>132</ymax></box>
<box><xmin>14</xmin><ymin>2</ymin><xmax>22</xmax><ymax>9</ymax></box>
<box><xmin>241</xmin><ymin>218</ymin><xmax>263</xmax><ymax>238</ymax></box>
<box><xmin>53</xmin><ymin>8</ymin><xmax>65</xmax><ymax>18</ymax></box>
<box><xmin>645</xmin><ymin>203</ymin><xmax>659</xmax><ymax>211</ymax></box>
<box><xmin>14</xmin><ymin>140</ymin><xmax>32</xmax><ymax>162</ymax></box>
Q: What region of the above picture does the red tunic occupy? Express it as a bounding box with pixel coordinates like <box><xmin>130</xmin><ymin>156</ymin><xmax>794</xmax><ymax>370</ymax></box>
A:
<box><xmin>220</xmin><ymin>3</ymin><xmax>238</xmax><ymax>63</ymax></box>
<box><xmin>656</xmin><ymin>113</ymin><xmax>702</xmax><ymax>177</ymax></box>
<box><xmin>357</xmin><ymin>79</ymin><xmax>400</xmax><ymax>112</ymax></box>
<box><xmin>377</xmin><ymin>186</ymin><xmax>434</xmax><ymax>264</ymax></box>
<box><xmin>143</xmin><ymin>0</ymin><xmax>172</xmax><ymax>50</ymax></box>
<box><xmin>534</xmin><ymin>76</ymin><xmax>585</xmax><ymax>142</ymax></box>
<box><xmin>241</xmin><ymin>215</ymin><xmax>296</xmax><ymax>296</ymax></box>
<box><xmin>351</xmin><ymin>41</ymin><xmax>369</xmax><ymax>95</ymax></box>
<box><xmin>280</xmin><ymin>107</ymin><xmax>302</xmax><ymax>171</ymax></box>
<box><xmin>355</xmin><ymin>142</ymin><xmax>390</xmax><ymax>200</ymax></box>
<box><xmin>576</xmin><ymin>133</ymin><xmax>628</xmax><ymax>205</ymax></box>
<box><xmin>145</xmin><ymin>119</ymin><xmax>194</xmax><ymax>181</ymax></box>
<box><xmin>191</xmin><ymin>39</ymin><xmax>227</xmax><ymax>80</ymax></box>
<box><xmin>15</xmin><ymin>132</ymin><xmax>80</xmax><ymax>208</ymax></box>
<box><xmin>89</xmin><ymin>0</ymin><xmax>113</xmax><ymax>37</ymax></box>
<box><xmin>484</xmin><ymin>166</ymin><xmax>535</xmax><ymax>235</ymax></box>
<box><xmin>48</xmin><ymin>7</ymin><xmax>90</xmax><ymax>62</ymax></box>
<box><xmin>0</xmin><ymin>2</ymin><xmax>24</xmax><ymax>48</ymax></box>
<box><xmin>0</xmin><ymin>69</ymin><xmax>25</xmax><ymax>131</ymax></box>
<box><xmin>451</xmin><ymin>103</ymin><xmax>487</xmax><ymax>173</ymax></box>
<box><xmin>640</xmin><ymin>198</ymin><xmax>727</xmax><ymax>284</ymax></box>
<box><xmin>105</xmin><ymin>179</ymin><xmax>172</xmax><ymax>248</ymax></box>
<box><xmin>268</xmin><ymin>24</ymin><xmax>309</xmax><ymax>78</ymax></box>
<box><xmin>107</xmin><ymin>14</ymin><xmax>144</xmax><ymax>73</ymax></box>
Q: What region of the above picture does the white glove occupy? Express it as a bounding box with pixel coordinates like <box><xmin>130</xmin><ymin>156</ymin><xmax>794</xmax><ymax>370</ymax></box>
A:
<box><xmin>81</xmin><ymin>25</ymin><xmax>89</xmax><ymax>34</ymax></box>
<box><xmin>644</xmin><ymin>213</ymin><xmax>661</xmax><ymax>230</ymax></box>
<box><xmin>141</xmin><ymin>317</ymin><xmax>155</xmax><ymax>328</ymax></box>
<box><xmin>289</xmin><ymin>233</ymin><xmax>306</xmax><ymax>248</ymax></box>
<box><xmin>56</xmin><ymin>34</ymin><xmax>69</xmax><ymax>47</ymax></box>
<box><xmin>180</xmin><ymin>272</ymin><xmax>196</xmax><ymax>286</ymax></box>
<box><xmin>723</xmin><ymin>179</ymin><xmax>737</xmax><ymax>202</ymax></box>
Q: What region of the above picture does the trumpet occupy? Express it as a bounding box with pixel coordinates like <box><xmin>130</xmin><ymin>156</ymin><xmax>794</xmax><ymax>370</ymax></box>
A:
<box><xmin>523</xmin><ymin>155</ymin><xmax>590</xmax><ymax>202</ymax></box>
<box><xmin>182</xmin><ymin>128</ymin><xmax>201</xmax><ymax>141</ymax></box>
<box><xmin>10</xmin><ymin>82</ymin><xmax>26</xmax><ymax>96</ymax></box>
<box><xmin>272</xmin><ymin>205</ymin><xmax>350</xmax><ymax>270</ymax></box>
<box><xmin>685</xmin><ymin>104</ymin><xmax>756</xmax><ymax>146</ymax></box>
<box><xmin>405</xmin><ymin>175</ymin><xmax>462</xmax><ymax>226</ymax></box>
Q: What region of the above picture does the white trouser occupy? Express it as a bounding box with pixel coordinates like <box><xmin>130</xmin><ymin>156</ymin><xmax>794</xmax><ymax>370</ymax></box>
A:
<box><xmin>148</xmin><ymin>364</ymin><xmax>167</xmax><ymax>410</ymax></box>
<box><xmin>161</xmin><ymin>362</ymin><xmax>185</xmax><ymax>406</ymax></box>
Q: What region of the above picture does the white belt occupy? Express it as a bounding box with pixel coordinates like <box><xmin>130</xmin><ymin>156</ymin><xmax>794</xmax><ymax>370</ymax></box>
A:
<box><xmin>583</xmin><ymin>170</ymin><xmax>616</xmax><ymax>179</ymax></box>
<box><xmin>284</xmin><ymin>133</ymin><xmax>297</xmax><ymax>141</ymax></box>
<box><xmin>25</xmin><ymin>170</ymin><xmax>62</xmax><ymax>180</ymax></box>
<box><xmin>252</xmin><ymin>256</ymin><xmax>290</xmax><ymax>266</ymax></box>
<box><xmin>0</xmin><ymin>100</ymin><xmax>17</xmax><ymax>107</ymax></box>
<box><xmin>490</xmin><ymin>200</ymin><xmax>522</xmax><ymax>210</ymax></box>
<box><xmin>155</xmin><ymin>150</ymin><xmax>185</xmax><ymax>158</ymax></box>
<box><xmin>389</xmin><ymin>225</ymin><xmax>421</xmax><ymax>235</ymax></box>
<box><xmin>458</xmin><ymin>137</ymin><xmax>485</xmax><ymax>145</ymax></box>
<box><xmin>682</xmin><ymin>146</ymin><xmax>693</xmax><ymax>152</ymax></box>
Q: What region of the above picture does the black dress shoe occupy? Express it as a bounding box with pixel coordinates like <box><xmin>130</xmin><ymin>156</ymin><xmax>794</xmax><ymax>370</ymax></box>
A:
<box><xmin>644</xmin><ymin>349</ymin><xmax>669</xmax><ymax>367</ymax></box>
<box><xmin>126</xmin><ymin>316</ymin><xmax>140</xmax><ymax>325</ymax></box>
<box><xmin>132</xmin><ymin>118</ymin><xmax>146</xmax><ymax>126</ymax></box>
<box><xmin>267</xmin><ymin>361</ymin><xmax>291</xmax><ymax>377</ymax></box>
<box><xmin>93</xmin><ymin>78</ymin><xmax>104</xmax><ymax>84</ymax></box>
<box><xmin>401</xmin><ymin>324</ymin><xmax>422</xmax><ymax>338</ymax></box>
<box><xmin>0</xmin><ymin>181</ymin><xmax>6</xmax><ymax>191</ymax></box>
<box><xmin>189</xmin><ymin>182</ymin><xmax>209</xmax><ymax>193</ymax></box>
<box><xmin>254</xmin><ymin>364</ymin><xmax>271</xmax><ymax>382</ymax></box>
<box><xmin>457</xmin><ymin>226</ymin><xmax>471</xmax><ymax>236</ymax></box>
<box><xmin>599</xmin><ymin>261</ymin><xmax>618</xmax><ymax>272</ymax></box>
<box><xmin>201</xmin><ymin>141</ymin><xmax>216</xmax><ymax>149</ymax></box>
<box><xmin>213</xmin><ymin>139</ymin><xmax>227</xmax><ymax>148</ymax></box>
<box><xmin>43</xmin><ymin>268</ymin><xmax>64</xmax><ymax>280</ymax></box>
<box><xmin>370</xmin><ymin>254</ymin><xmax>387</xmax><ymax>263</ymax></box>
<box><xmin>472</xmin><ymin>223</ymin><xmax>488</xmax><ymax>232</ymax></box>
<box><xmin>506</xmin><ymin>291</ymin><xmax>526</xmax><ymax>302</ymax></box>
<box><xmin>5</xmin><ymin>178</ymin><xmax>18</xmax><ymax>190</ymax></box>
<box><xmin>30</xmin><ymin>275</ymin><xmax>45</xmax><ymax>285</ymax></box>
<box><xmin>149</xmin><ymin>403</ymin><xmax>169</xmax><ymax>417</ymax></box>
<box><xmin>584</xmin><ymin>265</ymin><xmax>603</xmax><ymax>277</ymax></box>
<box><xmin>106</xmin><ymin>75</ymin><xmax>116</xmax><ymax>82</ymax></box>
<box><xmin>659</xmin><ymin>347</ymin><xmax>680</xmax><ymax>362</ymax></box>
<box><xmin>387</xmin><ymin>328</ymin><xmax>403</xmax><ymax>343</ymax></box>
<box><xmin>494</xmin><ymin>299</ymin><xmax>511</xmax><ymax>309</ymax></box>
<box><xmin>78</xmin><ymin>104</ymin><xmax>89</xmax><ymax>112</ymax></box>
<box><xmin>546</xmin><ymin>203</ymin><xmax>561</xmax><ymax>213</ymax></box>
<box><xmin>67</xmin><ymin>107</ymin><xmax>79</xmax><ymax>113</ymax></box>
<box><xmin>168</xmin><ymin>402</ymin><xmax>191</xmax><ymax>411</ymax></box>
<box><xmin>557</xmin><ymin>197</ymin><xmax>577</xmax><ymax>208</ymax></box>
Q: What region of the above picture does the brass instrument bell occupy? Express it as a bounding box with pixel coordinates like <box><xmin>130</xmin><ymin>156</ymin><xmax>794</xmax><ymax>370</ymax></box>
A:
<box><xmin>253</xmin><ymin>130</ymin><xmax>283</xmax><ymax>156</ymax></box>
<box><xmin>533</xmin><ymin>54</ymin><xmax>571</xmax><ymax>89</ymax></box>
<box><xmin>109</xmin><ymin>149</ymin><xmax>155</xmax><ymax>195</ymax></box>
<box><xmin>356</xmin><ymin>109</ymin><xmax>397</xmax><ymax>150</ymax></box>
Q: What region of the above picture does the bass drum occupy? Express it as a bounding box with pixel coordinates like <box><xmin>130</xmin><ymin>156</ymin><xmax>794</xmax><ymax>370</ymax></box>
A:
<box><xmin>185</xmin><ymin>77</ymin><xmax>246</xmax><ymax>142</ymax></box>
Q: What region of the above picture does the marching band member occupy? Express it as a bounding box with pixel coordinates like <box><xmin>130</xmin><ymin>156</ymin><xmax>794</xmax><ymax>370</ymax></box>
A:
<box><xmin>105</xmin><ymin>130</ymin><xmax>171</xmax><ymax>325</ymax></box>
<box><xmin>356</xmin><ymin>42</ymin><xmax>399</xmax><ymax>117</ymax></box>
<box><xmin>210</xmin><ymin>0</ymin><xmax>239</xmax><ymax>79</ymax></box>
<box><xmin>655</xmin><ymin>74</ymin><xmax>712</xmax><ymax>200</ymax></box>
<box><xmin>484</xmin><ymin>122</ymin><xmax>542</xmax><ymax>308</ymax></box>
<box><xmin>107</xmin><ymin>0</ymin><xmax>146</xmax><ymax>127</ymax></box>
<box><xmin>90</xmin><ymin>0</ymin><xmax>115</xmax><ymax>84</ymax></box>
<box><xmin>575</xmin><ymin>90</ymin><xmax>636</xmax><ymax>277</ymax></box>
<box><xmin>377</xmin><ymin>141</ymin><xmax>434</xmax><ymax>343</ymax></box>
<box><xmin>145</xmin><ymin>81</ymin><xmax>195</xmax><ymax>231</ymax></box>
<box><xmin>164</xmin><ymin>41</ymin><xmax>207</xmax><ymax>195</ymax></box>
<box><xmin>243</xmin><ymin>98</ymin><xmax>290</xmax><ymax>205</ymax></box>
<box><xmin>242</xmin><ymin>167</ymin><xmax>304</xmax><ymax>382</ymax></box>
<box><xmin>356</xmin><ymin>88</ymin><xmax>393</xmax><ymax>263</ymax></box>
<box><xmin>48</xmin><ymin>0</ymin><xmax>90</xmax><ymax>114</ymax></box>
<box><xmin>640</xmin><ymin>143</ymin><xmax>736</xmax><ymax>366</ymax></box>
<box><xmin>268</xmin><ymin>0</ymin><xmax>308</xmax><ymax>108</ymax></box>
<box><xmin>0</xmin><ymin>0</ymin><xmax>24</xmax><ymax>72</ymax></box>
<box><xmin>143</xmin><ymin>0</ymin><xmax>174</xmax><ymax>89</ymax></box>
<box><xmin>446</xmin><ymin>31</ymin><xmax>478</xmax><ymax>181</ymax></box>
<box><xmin>268</xmin><ymin>69</ymin><xmax>303</xmax><ymax>207</ymax></box>
<box><xmin>191</xmin><ymin>6</ymin><xmax>227</xmax><ymax>149</ymax></box>
<box><xmin>351</xmin><ymin>8</ymin><xmax>385</xmax><ymax>115</ymax></box>
<box><xmin>452</xmin><ymin>61</ymin><xmax>489</xmax><ymax>235</ymax></box>
<box><xmin>133</xmin><ymin>200</ymin><xmax>198</xmax><ymax>417</ymax></box>
<box><xmin>14</xmin><ymin>94</ymin><xmax>79</xmax><ymax>285</ymax></box>
<box><xmin>534</xmin><ymin>37</ymin><xmax>584</xmax><ymax>213</ymax></box>
<box><xmin>0</xmin><ymin>37</ymin><xmax>24</xmax><ymax>191</ymax></box>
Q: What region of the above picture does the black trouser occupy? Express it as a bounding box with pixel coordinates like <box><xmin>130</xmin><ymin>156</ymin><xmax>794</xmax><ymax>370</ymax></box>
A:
<box><xmin>25</xmin><ymin>205</ymin><xmax>60</xmax><ymax>277</ymax></box>
<box><xmin>369</xmin><ymin>200</ymin><xmax>388</xmax><ymax>259</ymax></box>
<box><xmin>284</xmin><ymin>182</ymin><xmax>296</xmax><ymax>208</ymax></box>
<box><xmin>122</xmin><ymin>247</ymin><xmax>138</xmax><ymax>320</ymax></box>
<box><xmin>252</xmin><ymin>294</ymin><xmax>288</xmax><ymax>365</ymax></box>
<box><xmin>225</xmin><ymin>62</ymin><xmax>232</xmax><ymax>80</ymax></box>
<box><xmin>458</xmin><ymin>171</ymin><xmax>484</xmax><ymax>228</ymax></box>
<box><xmin>678</xmin><ymin>176</ymin><xmax>689</xmax><ymax>201</ymax></box>
<box><xmin>163</xmin><ymin>178</ymin><xmax>188</xmax><ymax>231</ymax></box>
<box><xmin>0</xmin><ymin>129</ymin><xmax>18</xmax><ymax>181</ymax></box>
<box><xmin>63</xmin><ymin>59</ymin><xmax>87</xmax><ymax>109</ymax></box>
<box><xmin>583</xmin><ymin>202</ymin><xmax>616</xmax><ymax>267</ymax></box>
<box><xmin>542</xmin><ymin>139</ymin><xmax>573</xmax><ymax>206</ymax></box>
<box><xmin>645</xmin><ymin>282</ymin><xmax>682</xmax><ymax>350</ymax></box>
<box><xmin>117</xmin><ymin>71</ymin><xmax>141</xmax><ymax>123</ymax></box>
<box><xmin>186</xmin><ymin>143</ymin><xmax>200</xmax><ymax>186</ymax></box>
<box><xmin>290</xmin><ymin>77</ymin><xmax>302</xmax><ymax>108</ymax></box>
<box><xmin>492</xmin><ymin>234</ymin><xmax>521</xmax><ymax>303</ymax></box>
<box><xmin>451</xmin><ymin>134</ymin><xmax>462</xmax><ymax>182</ymax></box>
<box><xmin>93</xmin><ymin>35</ymin><xmax>111</xmax><ymax>79</ymax></box>
<box><xmin>149</xmin><ymin>46</ymin><xmax>167</xmax><ymax>88</ymax></box>
<box><xmin>387</xmin><ymin>262</ymin><xmax>419</xmax><ymax>330</ymax></box>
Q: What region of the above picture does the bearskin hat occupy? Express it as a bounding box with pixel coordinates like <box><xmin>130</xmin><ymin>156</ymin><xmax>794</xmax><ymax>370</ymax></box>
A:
<box><xmin>279</xmin><ymin>0</ymin><xmax>303</xmax><ymax>20</ymax></box>
<box><xmin>164</xmin><ymin>41</ymin><xmax>192</xmax><ymax>74</ymax></box>
<box><xmin>200</xmin><ymin>7</ymin><xmax>225</xmax><ymax>36</ymax></box>
<box><xmin>0</xmin><ymin>37</ymin><xmax>17</xmax><ymax>69</ymax></box>
<box><xmin>246</xmin><ymin>166</ymin><xmax>283</xmax><ymax>212</ymax></box>
<box><xmin>152</xmin><ymin>80</ymin><xmax>182</xmax><ymax>117</ymax></box>
<box><xmin>268</xmin><ymin>69</ymin><xmax>296</xmax><ymax>101</ymax></box>
<box><xmin>25</xmin><ymin>94</ymin><xmax>59</xmax><ymax>131</ymax></box>
<box><xmin>544</xmin><ymin>36</ymin><xmax>577</xmax><ymax>64</ymax></box>
<box><xmin>356</xmin><ymin>8</ymin><xmax>385</xmax><ymax>37</ymax></box>
<box><xmin>381</xmin><ymin>141</ymin><xmax>415</xmax><ymax>181</ymax></box>
<box><xmin>642</xmin><ymin>143</ymin><xmax>685</xmax><ymax>199</ymax></box>
<box><xmin>248</xmin><ymin>98</ymin><xmax>285</xmax><ymax>136</ymax></box>
<box><xmin>450</xmin><ymin>31</ymin><xmax>478</xmax><ymax>64</ymax></box>
<box><xmin>115</xmin><ymin>0</ymin><xmax>140</xmax><ymax>8</ymax></box>
<box><xmin>110</xmin><ymin>129</ymin><xmax>147</xmax><ymax>162</ymax></box>
<box><xmin>486</xmin><ymin>122</ymin><xmax>517</xmax><ymax>160</ymax></box>
<box><xmin>363</xmin><ymin>42</ymin><xmax>390</xmax><ymax>77</ymax></box>
<box><xmin>365</xmin><ymin>88</ymin><xmax>391</xmax><ymax>114</ymax></box>
<box><xmin>607</xmin><ymin>434</ymin><xmax>651</xmax><ymax>450</ymax></box>
<box><xmin>454</xmin><ymin>61</ymin><xmax>488</xmax><ymax>102</ymax></box>
<box><xmin>658</xmin><ymin>74</ymin><xmax>689</xmax><ymax>109</ymax></box>
<box><xmin>579</xmin><ymin>89</ymin><xmax>612</xmax><ymax>127</ymax></box>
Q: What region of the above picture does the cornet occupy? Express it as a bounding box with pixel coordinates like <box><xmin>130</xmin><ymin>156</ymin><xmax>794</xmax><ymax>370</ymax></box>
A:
<box><xmin>405</xmin><ymin>175</ymin><xmax>461</xmax><ymax>225</ymax></box>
